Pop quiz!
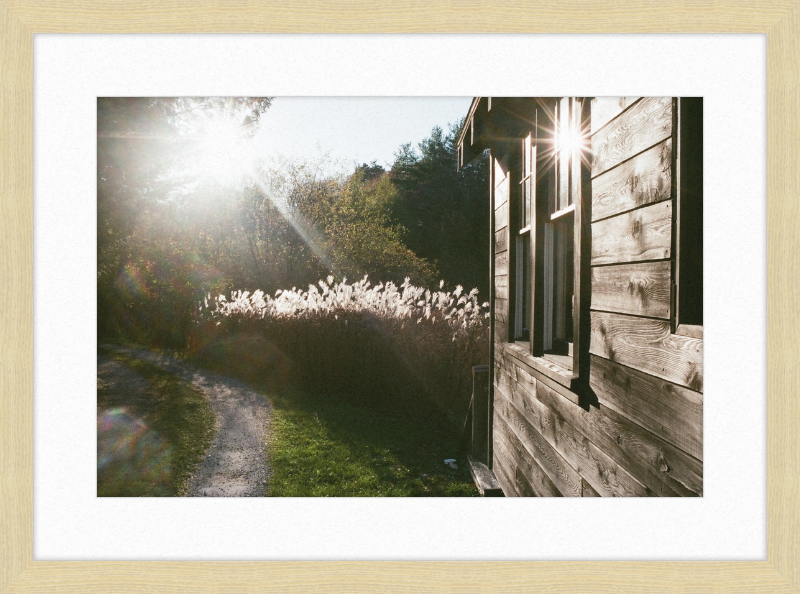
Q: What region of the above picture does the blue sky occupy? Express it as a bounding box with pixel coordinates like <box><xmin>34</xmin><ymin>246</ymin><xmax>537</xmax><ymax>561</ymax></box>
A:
<box><xmin>252</xmin><ymin>97</ymin><xmax>473</xmax><ymax>171</ymax></box>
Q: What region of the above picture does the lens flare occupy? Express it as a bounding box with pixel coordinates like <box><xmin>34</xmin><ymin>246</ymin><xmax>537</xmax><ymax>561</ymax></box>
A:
<box><xmin>97</xmin><ymin>407</ymin><xmax>172</xmax><ymax>496</ymax></box>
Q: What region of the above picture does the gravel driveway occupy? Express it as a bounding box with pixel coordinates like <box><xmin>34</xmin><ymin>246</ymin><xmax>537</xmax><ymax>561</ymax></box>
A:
<box><xmin>101</xmin><ymin>345</ymin><xmax>272</xmax><ymax>497</ymax></box>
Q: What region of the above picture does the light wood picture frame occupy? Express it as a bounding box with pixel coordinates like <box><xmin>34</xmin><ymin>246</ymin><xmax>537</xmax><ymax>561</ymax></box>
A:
<box><xmin>1</xmin><ymin>1</ymin><xmax>796</xmax><ymax>591</ymax></box>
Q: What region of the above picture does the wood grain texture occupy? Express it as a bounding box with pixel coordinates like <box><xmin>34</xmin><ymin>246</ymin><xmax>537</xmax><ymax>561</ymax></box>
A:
<box><xmin>494</xmin><ymin>158</ymin><xmax>507</xmax><ymax>187</ymax></box>
<box><xmin>591</xmin><ymin>260</ymin><xmax>672</xmax><ymax>319</ymax></box>
<box><xmin>494</xmin><ymin>320</ymin><xmax>508</xmax><ymax>343</ymax></box>
<box><xmin>534</xmin><ymin>379</ymin><xmax>703</xmax><ymax>497</ymax></box>
<box><xmin>495</xmin><ymin>228</ymin><xmax>508</xmax><ymax>253</ymax></box>
<box><xmin>494</xmin><ymin>275</ymin><xmax>508</xmax><ymax>300</ymax></box>
<box><xmin>582</xmin><ymin>478</ymin><xmax>601</xmax><ymax>496</ymax></box>
<box><xmin>592</xmin><ymin>139</ymin><xmax>672</xmax><ymax>221</ymax></box>
<box><xmin>495</xmin><ymin>359</ymin><xmax>699</xmax><ymax>496</ymax></box>
<box><xmin>495</xmin><ymin>177</ymin><xmax>508</xmax><ymax>208</ymax></box>
<box><xmin>590</xmin><ymin>355</ymin><xmax>703</xmax><ymax>460</ymax></box>
<box><xmin>497</xmin><ymin>343</ymin><xmax>583</xmax><ymax>405</ymax></box>
<box><xmin>500</xmin><ymin>341</ymin><xmax>578</xmax><ymax>391</ymax></box>
<box><xmin>591</xmin><ymin>200</ymin><xmax>672</xmax><ymax>265</ymax></box>
<box><xmin>494</xmin><ymin>384</ymin><xmax>583</xmax><ymax>496</ymax></box>
<box><xmin>513</xmin><ymin>465</ymin><xmax>540</xmax><ymax>497</ymax></box>
<box><xmin>495</xmin><ymin>203</ymin><xmax>508</xmax><ymax>231</ymax></box>
<box><xmin>1</xmin><ymin>1</ymin><xmax>798</xmax><ymax>593</ymax></box>
<box><xmin>494</xmin><ymin>414</ymin><xmax>562</xmax><ymax>497</ymax></box>
<box><xmin>495</xmin><ymin>250</ymin><xmax>508</xmax><ymax>276</ymax></box>
<box><xmin>492</xmin><ymin>445</ymin><xmax>518</xmax><ymax>496</ymax></box>
<box><xmin>495</xmin><ymin>297</ymin><xmax>508</xmax><ymax>322</ymax></box>
<box><xmin>590</xmin><ymin>311</ymin><xmax>703</xmax><ymax>392</ymax></box>
<box><xmin>592</xmin><ymin>96</ymin><xmax>672</xmax><ymax>177</ymax></box>
<box><xmin>591</xmin><ymin>96</ymin><xmax>641</xmax><ymax>135</ymax></box>
<box><xmin>496</xmin><ymin>366</ymin><xmax>652</xmax><ymax>496</ymax></box>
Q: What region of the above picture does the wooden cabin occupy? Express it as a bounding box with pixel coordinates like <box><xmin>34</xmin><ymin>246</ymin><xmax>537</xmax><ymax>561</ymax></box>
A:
<box><xmin>458</xmin><ymin>97</ymin><xmax>703</xmax><ymax>497</ymax></box>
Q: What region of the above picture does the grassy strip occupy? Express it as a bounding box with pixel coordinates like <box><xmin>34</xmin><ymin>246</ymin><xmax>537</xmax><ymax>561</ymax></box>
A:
<box><xmin>109</xmin><ymin>343</ymin><xmax>477</xmax><ymax>496</ymax></box>
<box><xmin>264</xmin><ymin>385</ymin><xmax>478</xmax><ymax>497</ymax></box>
<box><xmin>98</xmin><ymin>348</ymin><xmax>216</xmax><ymax>496</ymax></box>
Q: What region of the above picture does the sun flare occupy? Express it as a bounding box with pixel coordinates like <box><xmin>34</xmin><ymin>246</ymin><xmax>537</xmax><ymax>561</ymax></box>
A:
<box><xmin>184</xmin><ymin>114</ymin><xmax>258</xmax><ymax>186</ymax></box>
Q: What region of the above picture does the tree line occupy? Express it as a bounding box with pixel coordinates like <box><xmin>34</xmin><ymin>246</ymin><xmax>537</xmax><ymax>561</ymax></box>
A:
<box><xmin>98</xmin><ymin>97</ymin><xmax>488</xmax><ymax>347</ymax></box>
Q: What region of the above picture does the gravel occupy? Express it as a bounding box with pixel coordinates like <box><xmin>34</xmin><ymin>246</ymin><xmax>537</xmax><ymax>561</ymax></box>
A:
<box><xmin>101</xmin><ymin>345</ymin><xmax>272</xmax><ymax>497</ymax></box>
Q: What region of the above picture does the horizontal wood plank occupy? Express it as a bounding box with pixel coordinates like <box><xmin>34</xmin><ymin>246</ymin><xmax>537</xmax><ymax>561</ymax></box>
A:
<box><xmin>495</xmin><ymin>228</ymin><xmax>508</xmax><ymax>253</ymax></box>
<box><xmin>590</xmin><ymin>355</ymin><xmax>702</xmax><ymax>459</ymax></box>
<box><xmin>591</xmin><ymin>201</ymin><xmax>672</xmax><ymax>265</ymax></box>
<box><xmin>494</xmin><ymin>414</ymin><xmax>562</xmax><ymax>497</ymax></box>
<box><xmin>590</xmin><ymin>311</ymin><xmax>703</xmax><ymax>392</ymax></box>
<box><xmin>494</xmin><ymin>297</ymin><xmax>508</xmax><ymax>326</ymax></box>
<box><xmin>495</xmin><ymin>250</ymin><xmax>508</xmax><ymax>276</ymax></box>
<box><xmin>494</xmin><ymin>359</ymin><xmax>535</xmax><ymax>412</ymax></box>
<box><xmin>494</xmin><ymin>320</ymin><xmax>508</xmax><ymax>343</ymax></box>
<box><xmin>592</xmin><ymin>96</ymin><xmax>672</xmax><ymax>177</ymax></box>
<box><xmin>496</xmin><ymin>366</ymin><xmax>651</xmax><ymax>497</ymax></box>
<box><xmin>498</xmin><ymin>344</ymin><xmax>582</xmax><ymax>405</ymax></box>
<box><xmin>534</xmin><ymin>379</ymin><xmax>702</xmax><ymax>496</ymax></box>
<box><xmin>592</xmin><ymin>139</ymin><xmax>672</xmax><ymax>221</ymax></box>
<box><xmin>495</xmin><ymin>203</ymin><xmax>508</xmax><ymax>230</ymax></box>
<box><xmin>494</xmin><ymin>386</ymin><xmax>582</xmax><ymax>496</ymax></box>
<box><xmin>582</xmin><ymin>478</ymin><xmax>601</xmax><ymax>497</ymax></box>
<box><xmin>514</xmin><ymin>466</ymin><xmax>539</xmax><ymax>497</ymax></box>
<box><xmin>492</xmin><ymin>444</ymin><xmax>518</xmax><ymax>497</ymax></box>
<box><xmin>591</xmin><ymin>261</ymin><xmax>671</xmax><ymax>319</ymax></box>
<box><xmin>591</xmin><ymin>96</ymin><xmax>641</xmax><ymax>135</ymax></box>
<box><xmin>495</xmin><ymin>334</ymin><xmax>701</xmax><ymax>495</ymax></box>
<box><xmin>582</xmin><ymin>438</ymin><xmax>652</xmax><ymax>497</ymax></box>
<box><xmin>495</xmin><ymin>278</ymin><xmax>508</xmax><ymax>300</ymax></box>
<box><xmin>676</xmin><ymin>324</ymin><xmax>703</xmax><ymax>339</ymax></box>
<box><xmin>494</xmin><ymin>158</ymin><xmax>507</xmax><ymax>190</ymax></box>
<box><xmin>495</xmin><ymin>184</ymin><xmax>508</xmax><ymax>209</ymax></box>
<box><xmin>500</xmin><ymin>342</ymin><xmax>578</xmax><ymax>391</ymax></box>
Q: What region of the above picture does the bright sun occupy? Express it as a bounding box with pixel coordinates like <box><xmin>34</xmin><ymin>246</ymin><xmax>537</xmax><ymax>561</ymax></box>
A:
<box><xmin>188</xmin><ymin>116</ymin><xmax>257</xmax><ymax>186</ymax></box>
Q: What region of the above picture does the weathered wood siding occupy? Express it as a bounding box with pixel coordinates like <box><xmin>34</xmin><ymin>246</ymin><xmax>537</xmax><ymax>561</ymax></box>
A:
<box><xmin>494</xmin><ymin>157</ymin><xmax>510</xmax><ymax>342</ymax></box>
<box><xmin>490</xmin><ymin>97</ymin><xmax>703</xmax><ymax>497</ymax></box>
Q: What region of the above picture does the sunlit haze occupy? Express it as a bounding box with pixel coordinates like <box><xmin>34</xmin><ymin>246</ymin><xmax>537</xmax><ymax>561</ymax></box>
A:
<box><xmin>253</xmin><ymin>97</ymin><xmax>473</xmax><ymax>172</ymax></box>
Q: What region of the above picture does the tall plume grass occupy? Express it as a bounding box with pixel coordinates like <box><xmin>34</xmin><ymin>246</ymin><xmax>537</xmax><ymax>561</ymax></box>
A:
<box><xmin>191</xmin><ymin>276</ymin><xmax>489</xmax><ymax>425</ymax></box>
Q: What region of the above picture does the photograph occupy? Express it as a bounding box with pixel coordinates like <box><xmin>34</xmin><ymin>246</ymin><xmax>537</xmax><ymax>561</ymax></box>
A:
<box><xmin>2</xmin><ymin>3</ymin><xmax>790</xmax><ymax>589</ymax></box>
<box><xmin>97</xmin><ymin>95</ymin><xmax>702</xmax><ymax>498</ymax></box>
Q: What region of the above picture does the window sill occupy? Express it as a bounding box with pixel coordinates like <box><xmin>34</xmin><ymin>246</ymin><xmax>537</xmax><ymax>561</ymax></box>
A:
<box><xmin>502</xmin><ymin>341</ymin><xmax>578</xmax><ymax>389</ymax></box>
<box><xmin>550</xmin><ymin>203</ymin><xmax>575</xmax><ymax>221</ymax></box>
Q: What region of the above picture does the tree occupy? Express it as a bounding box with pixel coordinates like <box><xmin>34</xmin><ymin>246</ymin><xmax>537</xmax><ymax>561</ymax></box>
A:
<box><xmin>322</xmin><ymin>166</ymin><xmax>438</xmax><ymax>286</ymax></box>
<box><xmin>388</xmin><ymin>121</ymin><xmax>489</xmax><ymax>297</ymax></box>
<box><xmin>240</xmin><ymin>158</ymin><xmax>438</xmax><ymax>292</ymax></box>
<box><xmin>97</xmin><ymin>97</ymin><xmax>272</xmax><ymax>345</ymax></box>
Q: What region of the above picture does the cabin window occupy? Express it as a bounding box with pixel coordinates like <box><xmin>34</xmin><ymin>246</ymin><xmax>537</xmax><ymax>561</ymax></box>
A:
<box><xmin>539</xmin><ymin>97</ymin><xmax>582</xmax><ymax>370</ymax></box>
<box><xmin>513</xmin><ymin>132</ymin><xmax>533</xmax><ymax>342</ymax></box>
<box><xmin>676</xmin><ymin>97</ymin><xmax>703</xmax><ymax>333</ymax></box>
<box><xmin>510</xmin><ymin>97</ymin><xmax>586</xmax><ymax>377</ymax></box>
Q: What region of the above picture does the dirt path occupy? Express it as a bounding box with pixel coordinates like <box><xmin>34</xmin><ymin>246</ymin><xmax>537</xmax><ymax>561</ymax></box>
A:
<box><xmin>101</xmin><ymin>345</ymin><xmax>272</xmax><ymax>497</ymax></box>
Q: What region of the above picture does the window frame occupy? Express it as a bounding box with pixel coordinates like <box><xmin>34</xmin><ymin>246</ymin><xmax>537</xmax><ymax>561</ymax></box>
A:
<box><xmin>674</xmin><ymin>96</ymin><xmax>703</xmax><ymax>337</ymax></box>
<box><xmin>507</xmin><ymin>97</ymin><xmax>590</xmax><ymax>386</ymax></box>
<box><xmin>512</xmin><ymin>129</ymin><xmax>534</xmax><ymax>343</ymax></box>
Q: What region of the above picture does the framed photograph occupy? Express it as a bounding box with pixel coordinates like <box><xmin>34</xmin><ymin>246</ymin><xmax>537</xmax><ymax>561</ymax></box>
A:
<box><xmin>2</xmin><ymin>2</ymin><xmax>796</xmax><ymax>592</ymax></box>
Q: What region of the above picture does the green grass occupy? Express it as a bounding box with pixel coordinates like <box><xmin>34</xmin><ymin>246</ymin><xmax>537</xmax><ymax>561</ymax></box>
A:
<box><xmin>97</xmin><ymin>348</ymin><xmax>216</xmax><ymax>496</ymax></box>
<box><xmin>263</xmin><ymin>385</ymin><xmax>478</xmax><ymax>497</ymax></box>
<box><xmin>101</xmin><ymin>342</ymin><xmax>478</xmax><ymax>497</ymax></box>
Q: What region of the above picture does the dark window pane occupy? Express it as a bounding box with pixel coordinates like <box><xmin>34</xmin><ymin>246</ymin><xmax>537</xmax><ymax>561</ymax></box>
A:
<box><xmin>678</xmin><ymin>97</ymin><xmax>703</xmax><ymax>327</ymax></box>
